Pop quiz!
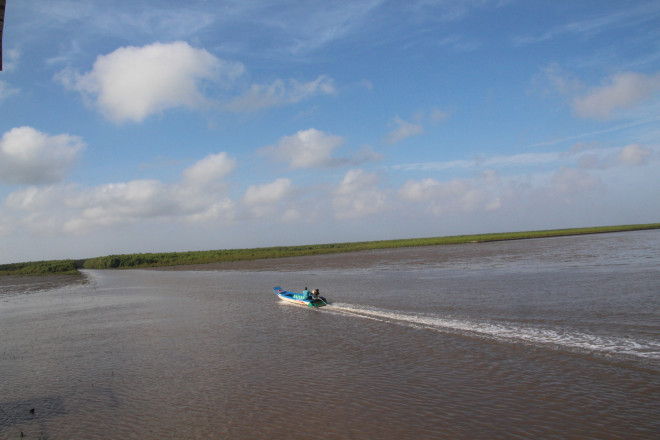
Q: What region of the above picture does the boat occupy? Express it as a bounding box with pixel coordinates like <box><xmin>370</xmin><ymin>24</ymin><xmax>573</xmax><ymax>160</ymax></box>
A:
<box><xmin>273</xmin><ymin>287</ymin><xmax>328</xmax><ymax>307</ymax></box>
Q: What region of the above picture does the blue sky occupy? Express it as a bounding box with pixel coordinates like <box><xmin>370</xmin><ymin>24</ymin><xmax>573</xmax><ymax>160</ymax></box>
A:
<box><xmin>1</xmin><ymin>0</ymin><xmax>659</xmax><ymax>263</ymax></box>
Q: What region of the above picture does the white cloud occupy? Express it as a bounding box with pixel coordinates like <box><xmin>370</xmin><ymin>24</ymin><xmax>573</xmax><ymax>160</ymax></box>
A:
<box><xmin>6</xmin><ymin>185</ymin><xmax>67</xmax><ymax>212</ymax></box>
<box><xmin>68</xmin><ymin>180</ymin><xmax>177</xmax><ymax>229</ymax></box>
<box><xmin>4</xmin><ymin>184</ymin><xmax>85</xmax><ymax>236</ymax></box>
<box><xmin>572</xmin><ymin>72</ymin><xmax>660</xmax><ymax>120</ymax></box>
<box><xmin>58</xmin><ymin>41</ymin><xmax>244</xmax><ymax>123</ymax></box>
<box><xmin>182</xmin><ymin>198</ymin><xmax>235</xmax><ymax>224</ymax></box>
<box><xmin>395</xmin><ymin>165</ymin><xmax>613</xmax><ymax>221</ymax></box>
<box><xmin>226</xmin><ymin>75</ymin><xmax>335</xmax><ymax>112</ymax></box>
<box><xmin>384</xmin><ymin>115</ymin><xmax>424</xmax><ymax>144</ymax></box>
<box><xmin>332</xmin><ymin>169</ymin><xmax>388</xmax><ymax>219</ymax></box>
<box><xmin>243</xmin><ymin>178</ymin><xmax>293</xmax><ymax>206</ymax></box>
<box><xmin>56</xmin><ymin>41</ymin><xmax>336</xmax><ymax>121</ymax></box>
<box><xmin>260</xmin><ymin>128</ymin><xmax>346</xmax><ymax>168</ymax></box>
<box><xmin>183</xmin><ymin>152</ymin><xmax>237</xmax><ymax>187</ymax></box>
<box><xmin>0</xmin><ymin>127</ymin><xmax>85</xmax><ymax>185</ymax></box>
<box><xmin>549</xmin><ymin>167</ymin><xmax>602</xmax><ymax>199</ymax></box>
<box><xmin>4</xmin><ymin>149</ymin><xmax>239</xmax><ymax>235</ymax></box>
<box><xmin>242</xmin><ymin>178</ymin><xmax>297</xmax><ymax>219</ymax></box>
<box><xmin>57</xmin><ymin>177</ymin><xmax>234</xmax><ymax>234</ymax></box>
<box><xmin>398</xmin><ymin>175</ymin><xmax>501</xmax><ymax>216</ymax></box>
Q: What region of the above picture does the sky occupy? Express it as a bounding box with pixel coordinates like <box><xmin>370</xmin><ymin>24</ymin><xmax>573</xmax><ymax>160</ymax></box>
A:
<box><xmin>1</xmin><ymin>0</ymin><xmax>659</xmax><ymax>263</ymax></box>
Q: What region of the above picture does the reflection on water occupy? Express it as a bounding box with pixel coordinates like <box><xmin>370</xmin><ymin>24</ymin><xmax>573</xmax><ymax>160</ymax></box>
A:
<box><xmin>1</xmin><ymin>230</ymin><xmax>659</xmax><ymax>439</ymax></box>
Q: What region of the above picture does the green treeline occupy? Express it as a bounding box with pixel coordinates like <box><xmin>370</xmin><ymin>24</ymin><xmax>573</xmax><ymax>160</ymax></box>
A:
<box><xmin>0</xmin><ymin>259</ymin><xmax>80</xmax><ymax>276</ymax></box>
<box><xmin>81</xmin><ymin>223</ymin><xmax>660</xmax><ymax>269</ymax></box>
<box><xmin>2</xmin><ymin>223</ymin><xmax>659</xmax><ymax>275</ymax></box>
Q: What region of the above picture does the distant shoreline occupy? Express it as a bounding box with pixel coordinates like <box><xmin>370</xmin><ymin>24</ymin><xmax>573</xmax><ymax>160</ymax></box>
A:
<box><xmin>2</xmin><ymin>223</ymin><xmax>659</xmax><ymax>276</ymax></box>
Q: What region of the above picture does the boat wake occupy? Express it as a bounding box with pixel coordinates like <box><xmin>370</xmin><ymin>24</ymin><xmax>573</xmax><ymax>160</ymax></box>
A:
<box><xmin>327</xmin><ymin>303</ymin><xmax>660</xmax><ymax>361</ymax></box>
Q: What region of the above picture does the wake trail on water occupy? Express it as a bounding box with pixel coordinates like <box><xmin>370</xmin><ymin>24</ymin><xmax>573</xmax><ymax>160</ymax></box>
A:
<box><xmin>326</xmin><ymin>303</ymin><xmax>660</xmax><ymax>361</ymax></box>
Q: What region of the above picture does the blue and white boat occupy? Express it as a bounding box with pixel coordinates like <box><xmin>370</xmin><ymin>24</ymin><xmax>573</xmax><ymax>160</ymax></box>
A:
<box><xmin>273</xmin><ymin>287</ymin><xmax>328</xmax><ymax>307</ymax></box>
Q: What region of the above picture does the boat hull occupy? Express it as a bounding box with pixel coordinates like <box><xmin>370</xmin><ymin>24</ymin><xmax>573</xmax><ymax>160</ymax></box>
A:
<box><xmin>273</xmin><ymin>287</ymin><xmax>327</xmax><ymax>307</ymax></box>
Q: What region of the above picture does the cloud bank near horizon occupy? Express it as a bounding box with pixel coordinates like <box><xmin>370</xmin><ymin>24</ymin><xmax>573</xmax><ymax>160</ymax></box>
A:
<box><xmin>2</xmin><ymin>122</ymin><xmax>656</xmax><ymax>245</ymax></box>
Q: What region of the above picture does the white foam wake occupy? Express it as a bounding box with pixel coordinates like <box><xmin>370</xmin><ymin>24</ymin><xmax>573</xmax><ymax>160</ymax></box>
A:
<box><xmin>328</xmin><ymin>303</ymin><xmax>660</xmax><ymax>360</ymax></box>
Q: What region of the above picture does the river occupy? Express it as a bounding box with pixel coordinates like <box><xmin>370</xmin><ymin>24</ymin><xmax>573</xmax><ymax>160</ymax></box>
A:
<box><xmin>1</xmin><ymin>230</ymin><xmax>659</xmax><ymax>439</ymax></box>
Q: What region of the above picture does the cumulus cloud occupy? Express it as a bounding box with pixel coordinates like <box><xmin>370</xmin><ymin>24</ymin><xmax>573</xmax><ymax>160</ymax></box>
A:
<box><xmin>242</xmin><ymin>178</ymin><xmax>297</xmax><ymax>219</ymax></box>
<box><xmin>5</xmin><ymin>185</ymin><xmax>67</xmax><ymax>212</ymax></box>
<box><xmin>549</xmin><ymin>167</ymin><xmax>602</xmax><ymax>200</ymax></box>
<box><xmin>56</xmin><ymin>178</ymin><xmax>232</xmax><ymax>234</ymax></box>
<box><xmin>398</xmin><ymin>172</ymin><xmax>502</xmax><ymax>216</ymax></box>
<box><xmin>573</xmin><ymin>71</ymin><xmax>660</xmax><ymax>120</ymax></box>
<box><xmin>58</xmin><ymin>41</ymin><xmax>244</xmax><ymax>123</ymax></box>
<box><xmin>226</xmin><ymin>75</ymin><xmax>335</xmax><ymax>112</ymax></box>
<box><xmin>260</xmin><ymin>128</ymin><xmax>346</xmax><ymax>168</ymax></box>
<box><xmin>243</xmin><ymin>178</ymin><xmax>293</xmax><ymax>206</ymax></box>
<box><xmin>4</xmin><ymin>184</ymin><xmax>84</xmax><ymax>236</ymax></box>
<box><xmin>66</xmin><ymin>180</ymin><xmax>179</xmax><ymax>231</ymax></box>
<box><xmin>0</xmin><ymin>127</ymin><xmax>85</xmax><ymax>185</ymax></box>
<box><xmin>3</xmin><ymin>131</ymin><xmax>654</xmax><ymax>245</ymax></box>
<box><xmin>183</xmin><ymin>152</ymin><xmax>237</xmax><ymax>187</ymax></box>
<box><xmin>4</xmin><ymin>149</ymin><xmax>239</xmax><ymax>235</ymax></box>
<box><xmin>332</xmin><ymin>169</ymin><xmax>388</xmax><ymax>219</ymax></box>
<box><xmin>57</xmin><ymin>41</ymin><xmax>338</xmax><ymax>121</ymax></box>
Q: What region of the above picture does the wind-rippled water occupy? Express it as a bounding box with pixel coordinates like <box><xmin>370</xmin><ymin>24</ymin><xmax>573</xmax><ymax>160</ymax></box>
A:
<box><xmin>1</xmin><ymin>230</ymin><xmax>659</xmax><ymax>439</ymax></box>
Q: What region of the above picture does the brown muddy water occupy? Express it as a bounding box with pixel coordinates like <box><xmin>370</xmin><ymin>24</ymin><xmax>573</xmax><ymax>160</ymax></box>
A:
<box><xmin>1</xmin><ymin>230</ymin><xmax>659</xmax><ymax>439</ymax></box>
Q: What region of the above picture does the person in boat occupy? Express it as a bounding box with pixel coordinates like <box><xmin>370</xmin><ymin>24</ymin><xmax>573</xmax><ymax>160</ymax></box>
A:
<box><xmin>302</xmin><ymin>287</ymin><xmax>311</xmax><ymax>300</ymax></box>
<box><xmin>312</xmin><ymin>289</ymin><xmax>327</xmax><ymax>303</ymax></box>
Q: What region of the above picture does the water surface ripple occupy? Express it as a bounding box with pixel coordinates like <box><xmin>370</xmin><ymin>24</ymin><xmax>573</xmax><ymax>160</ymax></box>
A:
<box><xmin>1</xmin><ymin>230</ymin><xmax>659</xmax><ymax>439</ymax></box>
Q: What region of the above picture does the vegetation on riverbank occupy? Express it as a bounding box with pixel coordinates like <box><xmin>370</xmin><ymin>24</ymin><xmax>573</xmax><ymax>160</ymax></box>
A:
<box><xmin>2</xmin><ymin>223</ymin><xmax>659</xmax><ymax>275</ymax></box>
<box><xmin>0</xmin><ymin>259</ymin><xmax>80</xmax><ymax>276</ymax></box>
<box><xmin>81</xmin><ymin>223</ymin><xmax>660</xmax><ymax>269</ymax></box>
